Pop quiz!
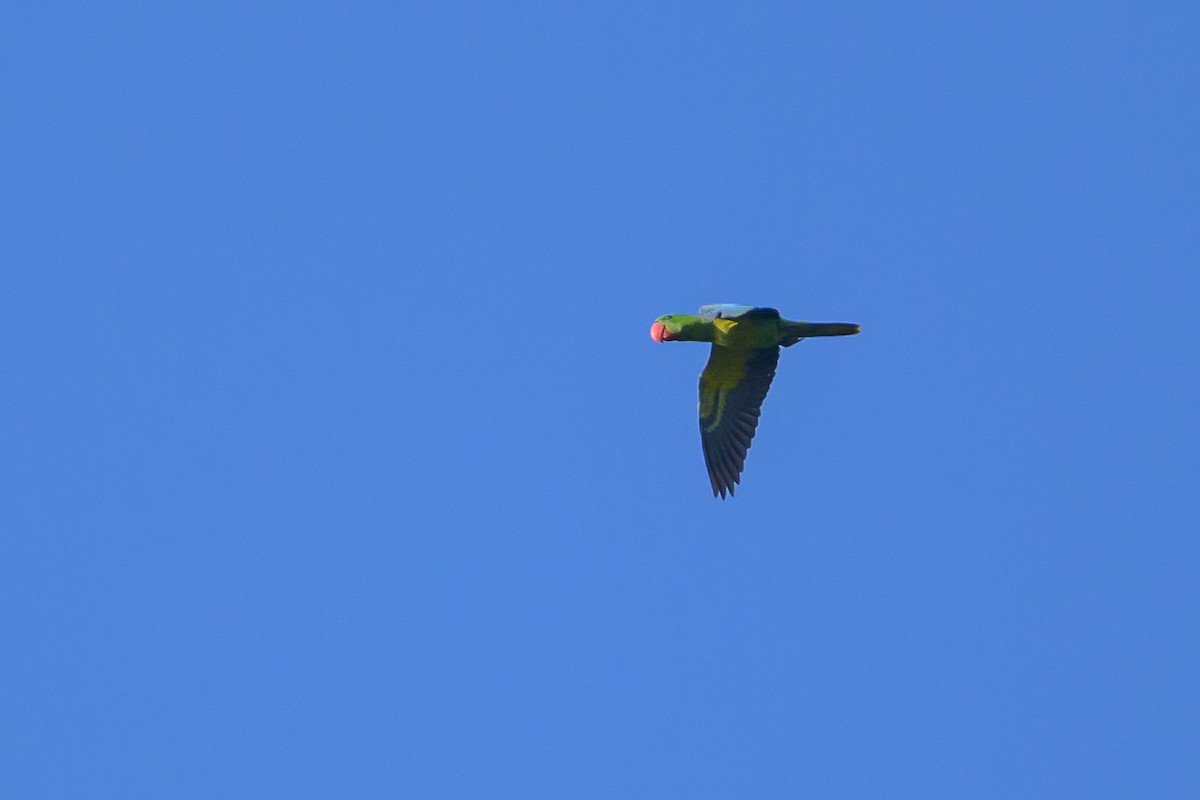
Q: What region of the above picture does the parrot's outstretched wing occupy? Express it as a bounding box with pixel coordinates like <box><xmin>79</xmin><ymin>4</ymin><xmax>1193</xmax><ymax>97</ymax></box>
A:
<box><xmin>698</xmin><ymin>304</ymin><xmax>780</xmax><ymax>322</ymax></box>
<box><xmin>698</xmin><ymin>345</ymin><xmax>780</xmax><ymax>498</ymax></box>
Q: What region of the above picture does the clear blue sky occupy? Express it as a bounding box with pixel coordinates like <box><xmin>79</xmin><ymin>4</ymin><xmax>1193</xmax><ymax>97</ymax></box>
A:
<box><xmin>4</xmin><ymin>1</ymin><xmax>1199</xmax><ymax>796</ymax></box>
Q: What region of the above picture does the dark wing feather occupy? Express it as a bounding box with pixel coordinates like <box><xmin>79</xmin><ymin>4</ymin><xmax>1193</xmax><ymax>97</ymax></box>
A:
<box><xmin>698</xmin><ymin>304</ymin><xmax>780</xmax><ymax>321</ymax></box>
<box><xmin>698</xmin><ymin>345</ymin><xmax>780</xmax><ymax>498</ymax></box>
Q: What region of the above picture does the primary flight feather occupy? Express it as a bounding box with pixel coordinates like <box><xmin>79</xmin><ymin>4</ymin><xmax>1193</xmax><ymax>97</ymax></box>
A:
<box><xmin>650</xmin><ymin>304</ymin><xmax>860</xmax><ymax>499</ymax></box>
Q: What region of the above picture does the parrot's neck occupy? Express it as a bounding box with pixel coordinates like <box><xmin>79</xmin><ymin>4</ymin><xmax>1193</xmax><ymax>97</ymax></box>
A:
<box><xmin>674</xmin><ymin>318</ymin><xmax>718</xmax><ymax>342</ymax></box>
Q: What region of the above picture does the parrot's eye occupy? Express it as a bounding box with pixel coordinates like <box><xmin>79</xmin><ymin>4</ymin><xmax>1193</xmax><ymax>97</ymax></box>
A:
<box><xmin>663</xmin><ymin>315</ymin><xmax>673</xmax><ymax>320</ymax></box>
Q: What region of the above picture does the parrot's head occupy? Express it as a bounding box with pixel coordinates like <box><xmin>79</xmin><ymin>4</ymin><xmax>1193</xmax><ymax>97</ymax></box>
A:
<box><xmin>649</xmin><ymin>314</ymin><xmax>703</xmax><ymax>343</ymax></box>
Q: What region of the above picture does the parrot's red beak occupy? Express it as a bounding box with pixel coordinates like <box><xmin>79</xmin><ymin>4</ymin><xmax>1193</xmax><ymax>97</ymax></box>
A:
<box><xmin>650</xmin><ymin>322</ymin><xmax>673</xmax><ymax>343</ymax></box>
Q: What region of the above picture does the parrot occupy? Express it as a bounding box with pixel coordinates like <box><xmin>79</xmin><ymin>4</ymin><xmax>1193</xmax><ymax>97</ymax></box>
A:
<box><xmin>649</xmin><ymin>304</ymin><xmax>860</xmax><ymax>499</ymax></box>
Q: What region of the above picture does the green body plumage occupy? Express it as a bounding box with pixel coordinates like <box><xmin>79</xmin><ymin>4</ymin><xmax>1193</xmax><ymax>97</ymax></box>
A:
<box><xmin>652</xmin><ymin>311</ymin><xmax>859</xmax><ymax>348</ymax></box>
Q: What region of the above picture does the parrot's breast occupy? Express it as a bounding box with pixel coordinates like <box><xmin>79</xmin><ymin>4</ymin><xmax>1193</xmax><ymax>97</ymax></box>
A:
<box><xmin>712</xmin><ymin>318</ymin><xmax>781</xmax><ymax>348</ymax></box>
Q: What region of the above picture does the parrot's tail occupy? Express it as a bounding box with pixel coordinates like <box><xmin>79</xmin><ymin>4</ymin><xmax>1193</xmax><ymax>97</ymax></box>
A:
<box><xmin>781</xmin><ymin>321</ymin><xmax>861</xmax><ymax>347</ymax></box>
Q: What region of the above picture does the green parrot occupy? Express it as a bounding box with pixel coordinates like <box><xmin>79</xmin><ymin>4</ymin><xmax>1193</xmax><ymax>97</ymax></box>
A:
<box><xmin>650</xmin><ymin>304</ymin><xmax>860</xmax><ymax>499</ymax></box>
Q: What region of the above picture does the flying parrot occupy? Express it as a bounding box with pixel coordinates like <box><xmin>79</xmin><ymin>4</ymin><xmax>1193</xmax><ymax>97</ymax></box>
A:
<box><xmin>650</xmin><ymin>304</ymin><xmax>860</xmax><ymax>498</ymax></box>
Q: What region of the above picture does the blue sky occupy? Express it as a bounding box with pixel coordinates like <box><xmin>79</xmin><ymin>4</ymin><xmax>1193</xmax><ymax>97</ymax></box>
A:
<box><xmin>3</xmin><ymin>0</ymin><xmax>1199</xmax><ymax>796</ymax></box>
